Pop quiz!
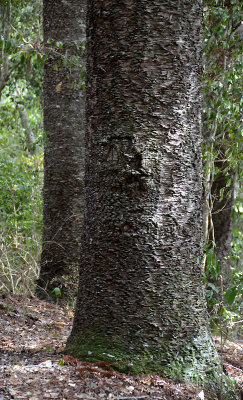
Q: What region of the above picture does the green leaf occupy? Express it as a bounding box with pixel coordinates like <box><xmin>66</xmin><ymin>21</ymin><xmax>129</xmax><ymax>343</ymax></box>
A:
<box><xmin>224</xmin><ymin>286</ymin><xmax>237</xmax><ymax>305</ymax></box>
<box><xmin>55</xmin><ymin>41</ymin><xmax>63</xmax><ymax>49</ymax></box>
<box><xmin>52</xmin><ymin>287</ymin><xmax>61</xmax><ymax>296</ymax></box>
<box><xmin>207</xmin><ymin>282</ymin><xmax>220</xmax><ymax>293</ymax></box>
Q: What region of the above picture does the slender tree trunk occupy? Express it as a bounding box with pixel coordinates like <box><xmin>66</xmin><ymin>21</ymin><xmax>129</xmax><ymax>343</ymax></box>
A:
<box><xmin>203</xmin><ymin>139</ymin><xmax>235</xmax><ymax>303</ymax></box>
<box><xmin>67</xmin><ymin>1</ymin><xmax>235</xmax><ymax>397</ymax></box>
<box><xmin>0</xmin><ymin>2</ymin><xmax>10</xmax><ymax>98</ymax></box>
<box><xmin>211</xmin><ymin>155</ymin><xmax>235</xmax><ymax>286</ymax></box>
<box><xmin>17</xmin><ymin>104</ymin><xmax>36</xmax><ymax>154</ymax></box>
<box><xmin>36</xmin><ymin>0</ymin><xmax>86</xmax><ymax>299</ymax></box>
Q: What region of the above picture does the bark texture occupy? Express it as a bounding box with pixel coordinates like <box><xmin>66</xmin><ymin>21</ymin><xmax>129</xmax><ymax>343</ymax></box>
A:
<box><xmin>67</xmin><ymin>1</ymin><xmax>235</xmax><ymax>397</ymax></box>
<box><xmin>36</xmin><ymin>0</ymin><xmax>86</xmax><ymax>298</ymax></box>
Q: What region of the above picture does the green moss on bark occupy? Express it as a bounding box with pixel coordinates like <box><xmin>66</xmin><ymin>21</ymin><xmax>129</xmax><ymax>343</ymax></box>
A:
<box><xmin>66</xmin><ymin>331</ymin><xmax>236</xmax><ymax>399</ymax></box>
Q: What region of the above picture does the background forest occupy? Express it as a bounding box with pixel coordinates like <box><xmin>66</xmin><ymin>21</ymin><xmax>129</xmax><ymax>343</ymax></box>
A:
<box><xmin>0</xmin><ymin>0</ymin><xmax>242</xmax><ymax>340</ymax></box>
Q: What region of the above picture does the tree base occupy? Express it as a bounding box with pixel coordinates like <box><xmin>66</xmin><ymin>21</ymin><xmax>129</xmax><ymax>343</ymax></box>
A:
<box><xmin>66</xmin><ymin>331</ymin><xmax>237</xmax><ymax>399</ymax></box>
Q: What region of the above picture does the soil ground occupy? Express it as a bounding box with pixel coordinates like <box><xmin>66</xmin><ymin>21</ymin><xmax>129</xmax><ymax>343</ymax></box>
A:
<box><xmin>0</xmin><ymin>293</ymin><xmax>242</xmax><ymax>400</ymax></box>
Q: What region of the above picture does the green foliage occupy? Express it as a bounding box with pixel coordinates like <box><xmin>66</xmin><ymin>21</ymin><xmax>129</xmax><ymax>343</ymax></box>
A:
<box><xmin>52</xmin><ymin>287</ymin><xmax>62</xmax><ymax>297</ymax></box>
<box><xmin>45</xmin><ymin>38</ymin><xmax>86</xmax><ymax>91</ymax></box>
<box><xmin>0</xmin><ymin>0</ymin><xmax>44</xmax><ymax>96</ymax></box>
<box><xmin>51</xmin><ymin>287</ymin><xmax>62</xmax><ymax>305</ymax></box>
<box><xmin>203</xmin><ymin>1</ymin><xmax>242</xmax><ymax>338</ymax></box>
<box><xmin>204</xmin><ymin>241</ymin><xmax>242</xmax><ymax>338</ymax></box>
<box><xmin>203</xmin><ymin>1</ymin><xmax>242</xmax><ymax>168</ymax></box>
<box><xmin>0</xmin><ymin>0</ymin><xmax>43</xmax><ymax>294</ymax></box>
<box><xmin>203</xmin><ymin>243</ymin><xmax>220</xmax><ymax>308</ymax></box>
<box><xmin>0</xmin><ymin>101</ymin><xmax>43</xmax><ymax>292</ymax></box>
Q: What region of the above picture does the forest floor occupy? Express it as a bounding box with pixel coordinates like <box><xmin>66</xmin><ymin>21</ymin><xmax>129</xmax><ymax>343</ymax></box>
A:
<box><xmin>0</xmin><ymin>293</ymin><xmax>242</xmax><ymax>400</ymax></box>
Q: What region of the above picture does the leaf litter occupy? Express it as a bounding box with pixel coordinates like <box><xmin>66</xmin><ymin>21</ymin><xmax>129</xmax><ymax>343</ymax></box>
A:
<box><xmin>0</xmin><ymin>293</ymin><xmax>242</xmax><ymax>400</ymax></box>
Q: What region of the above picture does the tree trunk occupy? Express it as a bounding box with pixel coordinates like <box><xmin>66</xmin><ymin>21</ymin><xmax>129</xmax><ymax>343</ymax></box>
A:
<box><xmin>36</xmin><ymin>0</ymin><xmax>86</xmax><ymax>299</ymax></box>
<box><xmin>17</xmin><ymin>103</ymin><xmax>36</xmax><ymax>154</ymax></box>
<box><xmin>211</xmin><ymin>155</ymin><xmax>235</xmax><ymax>286</ymax></box>
<box><xmin>0</xmin><ymin>2</ymin><xmax>10</xmax><ymax>98</ymax></box>
<box><xmin>67</xmin><ymin>1</ymin><xmax>235</xmax><ymax>397</ymax></box>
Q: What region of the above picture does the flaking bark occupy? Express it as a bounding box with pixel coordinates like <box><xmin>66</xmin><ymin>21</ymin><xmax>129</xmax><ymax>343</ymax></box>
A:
<box><xmin>36</xmin><ymin>0</ymin><xmax>86</xmax><ymax>299</ymax></box>
<box><xmin>67</xmin><ymin>1</ymin><xmax>236</xmax><ymax>397</ymax></box>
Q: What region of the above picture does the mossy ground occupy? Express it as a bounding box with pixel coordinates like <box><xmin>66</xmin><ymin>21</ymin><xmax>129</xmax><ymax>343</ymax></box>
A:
<box><xmin>66</xmin><ymin>331</ymin><xmax>237</xmax><ymax>399</ymax></box>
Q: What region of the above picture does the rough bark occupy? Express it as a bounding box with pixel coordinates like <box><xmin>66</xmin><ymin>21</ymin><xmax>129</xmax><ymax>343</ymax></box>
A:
<box><xmin>36</xmin><ymin>0</ymin><xmax>86</xmax><ymax>299</ymax></box>
<box><xmin>66</xmin><ymin>1</ymin><xmax>235</xmax><ymax>397</ymax></box>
